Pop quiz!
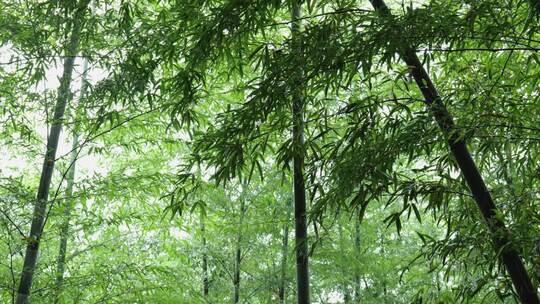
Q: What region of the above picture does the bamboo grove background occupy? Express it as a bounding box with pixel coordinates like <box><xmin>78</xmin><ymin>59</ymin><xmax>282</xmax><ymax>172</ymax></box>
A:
<box><xmin>1</xmin><ymin>0</ymin><xmax>540</xmax><ymax>303</ymax></box>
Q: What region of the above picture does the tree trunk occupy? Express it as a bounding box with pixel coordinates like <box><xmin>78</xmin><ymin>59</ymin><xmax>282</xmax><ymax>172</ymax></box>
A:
<box><xmin>368</xmin><ymin>1</ymin><xmax>539</xmax><ymax>302</ymax></box>
<box><xmin>53</xmin><ymin>56</ymin><xmax>88</xmax><ymax>304</ymax></box>
<box><xmin>353</xmin><ymin>209</ymin><xmax>362</xmax><ymax>302</ymax></box>
<box><xmin>53</xmin><ymin>133</ymin><xmax>78</xmax><ymax>304</ymax></box>
<box><xmin>496</xmin><ymin>143</ymin><xmax>517</xmax><ymax>197</ymax></box>
<box><xmin>353</xmin><ymin>218</ymin><xmax>360</xmax><ymax>301</ymax></box>
<box><xmin>278</xmin><ymin>197</ymin><xmax>292</xmax><ymax>304</ymax></box>
<box><xmin>338</xmin><ymin>219</ymin><xmax>351</xmax><ymax>303</ymax></box>
<box><xmin>353</xmin><ymin>203</ymin><xmax>368</xmax><ymax>302</ymax></box>
<box><xmin>200</xmin><ymin>211</ymin><xmax>209</xmax><ymax>298</ymax></box>
<box><xmin>291</xmin><ymin>1</ymin><xmax>310</xmax><ymax>304</ymax></box>
<box><xmin>233</xmin><ymin>195</ymin><xmax>246</xmax><ymax>304</ymax></box>
<box><xmin>16</xmin><ymin>2</ymin><xmax>90</xmax><ymax>303</ymax></box>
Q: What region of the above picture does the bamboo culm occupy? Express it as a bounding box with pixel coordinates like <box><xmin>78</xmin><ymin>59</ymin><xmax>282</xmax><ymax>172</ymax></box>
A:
<box><xmin>16</xmin><ymin>1</ymin><xmax>90</xmax><ymax>303</ymax></box>
<box><xmin>53</xmin><ymin>132</ymin><xmax>79</xmax><ymax>304</ymax></box>
<box><xmin>369</xmin><ymin>1</ymin><xmax>539</xmax><ymax>302</ymax></box>
<box><xmin>53</xmin><ymin>57</ymin><xmax>88</xmax><ymax>304</ymax></box>
<box><xmin>291</xmin><ymin>1</ymin><xmax>311</xmax><ymax>303</ymax></box>
<box><xmin>233</xmin><ymin>195</ymin><xmax>246</xmax><ymax>304</ymax></box>
<box><xmin>201</xmin><ymin>212</ymin><xmax>209</xmax><ymax>298</ymax></box>
<box><xmin>278</xmin><ymin>197</ymin><xmax>292</xmax><ymax>304</ymax></box>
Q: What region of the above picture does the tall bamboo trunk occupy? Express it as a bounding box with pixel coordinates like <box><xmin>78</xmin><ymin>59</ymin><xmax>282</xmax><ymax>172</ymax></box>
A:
<box><xmin>368</xmin><ymin>1</ymin><xmax>539</xmax><ymax>302</ymax></box>
<box><xmin>291</xmin><ymin>1</ymin><xmax>310</xmax><ymax>304</ymax></box>
<box><xmin>278</xmin><ymin>197</ymin><xmax>292</xmax><ymax>304</ymax></box>
<box><xmin>16</xmin><ymin>2</ymin><xmax>89</xmax><ymax>303</ymax></box>
<box><xmin>53</xmin><ymin>132</ymin><xmax>79</xmax><ymax>304</ymax></box>
<box><xmin>353</xmin><ymin>203</ymin><xmax>367</xmax><ymax>302</ymax></box>
<box><xmin>200</xmin><ymin>211</ymin><xmax>209</xmax><ymax>298</ymax></box>
<box><xmin>53</xmin><ymin>56</ymin><xmax>88</xmax><ymax>304</ymax></box>
<box><xmin>496</xmin><ymin>144</ymin><xmax>517</xmax><ymax>197</ymax></box>
<box><xmin>338</xmin><ymin>219</ymin><xmax>351</xmax><ymax>303</ymax></box>
<box><xmin>353</xmin><ymin>209</ymin><xmax>361</xmax><ymax>302</ymax></box>
<box><xmin>233</xmin><ymin>196</ymin><xmax>246</xmax><ymax>304</ymax></box>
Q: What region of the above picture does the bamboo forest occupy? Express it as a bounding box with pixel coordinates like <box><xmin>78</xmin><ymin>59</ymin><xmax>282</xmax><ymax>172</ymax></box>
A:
<box><xmin>2</xmin><ymin>0</ymin><xmax>540</xmax><ymax>303</ymax></box>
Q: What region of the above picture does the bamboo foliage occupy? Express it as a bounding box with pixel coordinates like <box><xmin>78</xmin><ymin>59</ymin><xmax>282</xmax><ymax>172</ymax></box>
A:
<box><xmin>0</xmin><ymin>0</ymin><xmax>539</xmax><ymax>303</ymax></box>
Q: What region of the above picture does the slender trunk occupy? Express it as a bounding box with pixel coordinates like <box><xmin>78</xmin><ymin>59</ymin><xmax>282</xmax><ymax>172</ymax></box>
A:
<box><xmin>233</xmin><ymin>196</ymin><xmax>246</xmax><ymax>304</ymax></box>
<box><xmin>496</xmin><ymin>144</ymin><xmax>517</xmax><ymax>197</ymax></box>
<box><xmin>16</xmin><ymin>2</ymin><xmax>89</xmax><ymax>303</ymax></box>
<box><xmin>278</xmin><ymin>197</ymin><xmax>292</xmax><ymax>304</ymax></box>
<box><xmin>338</xmin><ymin>220</ymin><xmax>351</xmax><ymax>303</ymax></box>
<box><xmin>369</xmin><ymin>1</ymin><xmax>539</xmax><ymax>302</ymax></box>
<box><xmin>344</xmin><ymin>288</ymin><xmax>352</xmax><ymax>303</ymax></box>
<box><xmin>291</xmin><ymin>2</ymin><xmax>310</xmax><ymax>304</ymax></box>
<box><xmin>200</xmin><ymin>212</ymin><xmax>209</xmax><ymax>298</ymax></box>
<box><xmin>53</xmin><ymin>56</ymin><xmax>88</xmax><ymax>304</ymax></box>
<box><xmin>53</xmin><ymin>132</ymin><xmax>79</xmax><ymax>304</ymax></box>
<box><xmin>353</xmin><ymin>203</ymin><xmax>367</xmax><ymax>302</ymax></box>
<box><xmin>378</xmin><ymin>233</ymin><xmax>388</xmax><ymax>297</ymax></box>
<box><xmin>353</xmin><ymin>210</ymin><xmax>361</xmax><ymax>302</ymax></box>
